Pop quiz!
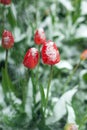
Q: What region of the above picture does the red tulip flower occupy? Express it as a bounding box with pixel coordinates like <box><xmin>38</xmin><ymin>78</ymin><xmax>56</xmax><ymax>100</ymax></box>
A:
<box><xmin>0</xmin><ymin>0</ymin><xmax>11</xmax><ymax>5</ymax></box>
<box><xmin>2</xmin><ymin>30</ymin><xmax>14</xmax><ymax>49</ymax></box>
<box><xmin>23</xmin><ymin>48</ymin><xmax>39</xmax><ymax>69</ymax></box>
<box><xmin>80</xmin><ymin>50</ymin><xmax>87</xmax><ymax>60</ymax></box>
<box><xmin>41</xmin><ymin>41</ymin><xmax>60</xmax><ymax>65</ymax></box>
<box><xmin>34</xmin><ymin>28</ymin><xmax>46</xmax><ymax>45</ymax></box>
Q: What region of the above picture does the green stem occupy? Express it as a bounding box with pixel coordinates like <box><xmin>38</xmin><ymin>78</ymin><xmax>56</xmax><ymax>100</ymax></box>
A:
<box><xmin>30</xmin><ymin>69</ymin><xmax>36</xmax><ymax>106</ymax></box>
<box><xmin>22</xmin><ymin>69</ymin><xmax>29</xmax><ymax>110</ymax></box>
<box><xmin>44</xmin><ymin>65</ymin><xmax>53</xmax><ymax>115</ymax></box>
<box><xmin>36</xmin><ymin>46</ymin><xmax>40</xmax><ymax>87</ymax></box>
<box><xmin>2</xmin><ymin>4</ymin><xmax>12</xmax><ymax>105</ymax></box>
<box><xmin>5</xmin><ymin>49</ymin><xmax>8</xmax><ymax>72</ymax></box>
<box><xmin>30</xmin><ymin>69</ymin><xmax>38</xmax><ymax>120</ymax></box>
<box><xmin>64</xmin><ymin>59</ymin><xmax>81</xmax><ymax>91</ymax></box>
<box><xmin>5</xmin><ymin>50</ymin><xmax>13</xmax><ymax>105</ymax></box>
<box><xmin>4</xmin><ymin>49</ymin><xmax>8</xmax><ymax>104</ymax></box>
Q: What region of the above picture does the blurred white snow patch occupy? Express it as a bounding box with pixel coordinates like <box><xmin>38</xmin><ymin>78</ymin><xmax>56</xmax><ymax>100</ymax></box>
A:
<box><xmin>81</xmin><ymin>1</ymin><xmax>87</xmax><ymax>15</ymax></box>
<box><xmin>0</xmin><ymin>52</ymin><xmax>14</xmax><ymax>64</ymax></box>
<box><xmin>67</xmin><ymin>104</ymin><xmax>76</xmax><ymax>123</ymax></box>
<box><xmin>59</xmin><ymin>0</ymin><xmax>74</xmax><ymax>11</ymax></box>
<box><xmin>50</xmin><ymin>3</ymin><xmax>56</xmax><ymax>12</ymax></box>
<box><xmin>2</xmin><ymin>106</ymin><xmax>16</xmax><ymax>117</ymax></box>
<box><xmin>25</xmin><ymin>78</ymin><xmax>32</xmax><ymax>119</ymax></box>
<box><xmin>7</xmin><ymin>92</ymin><xmax>22</xmax><ymax>105</ymax></box>
<box><xmin>76</xmin><ymin>17</ymin><xmax>85</xmax><ymax>24</ymax></box>
<box><xmin>12</xmin><ymin>93</ymin><xmax>22</xmax><ymax>105</ymax></box>
<box><xmin>14</xmin><ymin>27</ymin><xmax>26</xmax><ymax>42</ymax></box>
<box><xmin>40</xmin><ymin>16</ymin><xmax>51</xmax><ymax>28</ymax></box>
<box><xmin>44</xmin><ymin>88</ymin><xmax>51</xmax><ymax>98</ymax></box>
<box><xmin>17</xmin><ymin>64</ymin><xmax>25</xmax><ymax>75</ymax></box>
<box><xmin>36</xmin><ymin>91</ymin><xmax>41</xmax><ymax>103</ymax></box>
<box><xmin>36</xmin><ymin>88</ymin><xmax>51</xmax><ymax>103</ymax></box>
<box><xmin>55</xmin><ymin>60</ymin><xmax>73</xmax><ymax>70</ymax></box>
<box><xmin>0</xmin><ymin>84</ymin><xmax>5</xmax><ymax>106</ymax></box>
<box><xmin>52</xmin><ymin>97</ymin><xmax>59</xmax><ymax>104</ymax></box>
<box><xmin>75</xmin><ymin>24</ymin><xmax>87</xmax><ymax>38</ymax></box>
<box><xmin>46</xmin><ymin>87</ymin><xmax>78</xmax><ymax>125</ymax></box>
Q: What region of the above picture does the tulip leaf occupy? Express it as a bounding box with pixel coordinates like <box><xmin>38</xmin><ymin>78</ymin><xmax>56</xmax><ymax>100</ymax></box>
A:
<box><xmin>2</xmin><ymin>68</ymin><xmax>16</xmax><ymax>103</ymax></box>
<box><xmin>7</xmin><ymin>3</ymin><xmax>17</xmax><ymax>28</ymax></box>
<box><xmin>46</xmin><ymin>87</ymin><xmax>77</xmax><ymax>125</ymax></box>
<box><xmin>67</xmin><ymin>104</ymin><xmax>76</xmax><ymax>124</ymax></box>
<box><xmin>39</xmin><ymin>84</ymin><xmax>46</xmax><ymax>108</ymax></box>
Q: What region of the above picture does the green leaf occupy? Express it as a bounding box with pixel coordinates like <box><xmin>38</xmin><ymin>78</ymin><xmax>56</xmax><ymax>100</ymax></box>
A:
<box><xmin>55</xmin><ymin>60</ymin><xmax>73</xmax><ymax>70</ymax></box>
<box><xmin>39</xmin><ymin>84</ymin><xmax>46</xmax><ymax>108</ymax></box>
<box><xmin>2</xmin><ymin>68</ymin><xmax>16</xmax><ymax>102</ymax></box>
<box><xmin>46</xmin><ymin>87</ymin><xmax>78</xmax><ymax>125</ymax></box>
<box><xmin>7</xmin><ymin>4</ymin><xmax>17</xmax><ymax>28</ymax></box>
<box><xmin>38</xmin><ymin>121</ymin><xmax>51</xmax><ymax>130</ymax></box>
<box><xmin>75</xmin><ymin>24</ymin><xmax>87</xmax><ymax>39</ymax></box>
<box><xmin>24</xmin><ymin>78</ymin><xmax>32</xmax><ymax>119</ymax></box>
<box><xmin>59</xmin><ymin>0</ymin><xmax>74</xmax><ymax>11</ymax></box>
<box><xmin>13</xmin><ymin>27</ymin><xmax>27</xmax><ymax>43</ymax></box>
<box><xmin>83</xmin><ymin>73</ymin><xmax>87</xmax><ymax>83</ymax></box>
<box><xmin>66</xmin><ymin>104</ymin><xmax>76</xmax><ymax>124</ymax></box>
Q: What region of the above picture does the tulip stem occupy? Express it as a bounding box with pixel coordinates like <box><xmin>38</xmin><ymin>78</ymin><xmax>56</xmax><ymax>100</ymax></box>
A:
<box><xmin>5</xmin><ymin>49</ymin><xmax>12</xmax><ymax>104</ymax></box>
<box><xmin>36</xmin><ymin>46</ymin><xmax>40</xmax><ymax>87</ymax></box>
<box><xmin>4</xmin><ymin>49</ymin><xmax>8</xmax><ymax>103</ymax></box>
<box><xmin>5</xmin><ymin>49</ymin><xmax>8</xmax><ymax>72</ymax></box>
<box><xmin>44</xmin><ymin>65</ymin><xmax>53</xmax><ymax>115</ymax></box>
<box><xmin>64</xmin><ymin>59</ymin><xmax>81</xmax><ymax>92</ymax></box>
<box><xmin>31</xmin><ymin>69</ymin><xmax>36</xmax><ymax>106</ymax></box>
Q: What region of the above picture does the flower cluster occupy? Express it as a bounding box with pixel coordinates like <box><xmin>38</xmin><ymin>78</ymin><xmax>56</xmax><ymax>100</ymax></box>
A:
<box><xmin>23</xmin><ymin>28</ymin><xmax>60</xmax><ymax>69</ymax></box>
<box><xmin>0</xmin><ymin>0</ymin><xmax>11</xmax><ymax>5</ymax></box>
<box><xmin>1</xmin><ymin>28</ymin><xmax>87</xmax><ymax>70</ymax></box>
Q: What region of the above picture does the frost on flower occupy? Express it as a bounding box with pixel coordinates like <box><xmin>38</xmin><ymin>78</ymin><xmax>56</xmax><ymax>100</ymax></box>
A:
<box><xmin>3</xmin><ymin>36</ymin><xmax>10</xmax><ymax>45</ymax></box>
<box><xmin>38</xmin><ymin>28</ymin><xmax>44</xmax><ymax>34</ymax></box>
<box><xmin>42</xmin><ymin>40</ymin><xmax>60</xmax><ymax>65</ymax></box>
<box><xmin>23</xmin><ymin>47</ymin><xmax>39</xmax><ymax>69</ymax></box>
<box><xmin>34</xmin><ymin>27</ymin><xmax>46</xmax><ymax>45</ymax></box>
<box><xmin>45</xmin><ymin>42</ymin><xmax>58</xmax><ymax>62</ymax></box>
<box><xmin>38</xmin><ymin>28</ymin><xmax>45</xmax><ymax>39</ymax></box>
<box><xmin>31</xmin><ymin>48</ymin><xmax>38</xmax><ymax>57</ymax></box>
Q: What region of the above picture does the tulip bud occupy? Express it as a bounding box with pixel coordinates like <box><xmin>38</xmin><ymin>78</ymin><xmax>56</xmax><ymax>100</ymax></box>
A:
<box><xmin>41</xmin><ymin>40</ymin><xmax>60</xmax><ymax>65</ymax></box>
<box><xmin>34</xmin><ymin>28</ymin><xmax>46</xmax><ymax>45</ymax></box>
<box><xmin>64</xmin><ymin>123</ymin><xmax>78</xmax><ymax>130</ymax></box>
<box><xmin>80</xmin><ymin>50</ymin><xmax>87</xmax><ymax>60</ymax></box>
<box><xmin>0</xmin><ymin>0</ymin><xmax>11</xmax><ymax>5</ymax></box>
<box><xmin>2</xmin><ymin>30</ymin><xmax>14</xmax><ymax>49</ymax></box>
<box><xmin>23</xmin><ymin>48</ymin><xmax>39</xmax><ymax>69</ymax></box>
